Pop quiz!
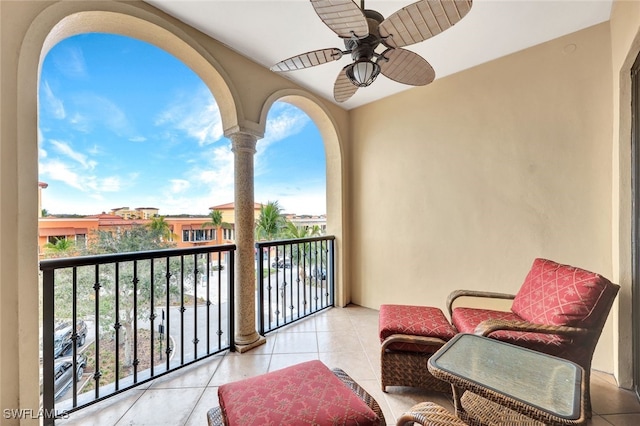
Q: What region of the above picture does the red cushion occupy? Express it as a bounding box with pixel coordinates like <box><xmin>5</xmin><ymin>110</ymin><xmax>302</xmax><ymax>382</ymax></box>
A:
<box><xmin>452</xmin><ymin>307</ymin><xmax>521</xmax><ymax>334</ymax></box>
<box><xmin>379</xmin><ymin>305</ymin><xmax>457</xmax><ymax>353</ymax></box>
<box><xmin>452</xmin><ymin>307</ymin><xmax>568</xmax><ymax>351</ymax></box>
<box><xmin>511</xmin><ymin>258</ymin><xmax>613</xmax><ymax>327</ymax></box>
<box><xmin>218</xmin><ymin>360</ymin><xmax>380</xmax><ymax>426</ymax></box>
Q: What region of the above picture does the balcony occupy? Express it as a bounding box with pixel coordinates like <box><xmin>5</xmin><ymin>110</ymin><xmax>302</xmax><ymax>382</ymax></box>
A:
<box><xmin>40</xmin><ymin>237</ymin><xmax>337</xmax><ymax>424</ymax></box>
<box><xmin>48</xmin><ymin>305</ymin><xmax>639</xmax><ymax>425</ymax></box>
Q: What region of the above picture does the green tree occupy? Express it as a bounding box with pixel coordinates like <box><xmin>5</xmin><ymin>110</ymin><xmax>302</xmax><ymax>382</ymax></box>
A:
<box><xmin>281</xmin><ymin>222</ymin><xmax>324</xmax><ymax>280</ymax></box>
<box><xmin>202</xmin><ymin>209</ymin><xmax>223</xmax><ymax>229</ymax></box>
<box><xmin>281</xmin><ymin>222</ymin><xmax>321</xmax><ymax>239</ymax></box>
<box><xmin>85</xmin><ymin>224</ymin><xmax>180</xmax><ymax>367</ymax></box>
<box><xmin>148</xmin><ymin>215</ymin><xmax>175</xmax><ymax>241</ymax></box>
<box><xmin>91</xmin><ymin>223</ymin><xmax>175</xmax><ymax>254</ymax></box>
<box><xmin>255</xmin><ymin>201</ymin><xmax>286</xmax><ymax>241</ymax></box>
<box><xmin>43</xmin><ymin>237</ymin><xmax>76</xmax><ymax>258</ymax></box>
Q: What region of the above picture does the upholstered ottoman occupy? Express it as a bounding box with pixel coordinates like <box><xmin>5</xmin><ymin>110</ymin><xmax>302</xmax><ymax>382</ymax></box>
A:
<box><xmin>379</xmin><ymin>304</ymin><xmax>457</xmax><ymax>393</ymax></box>
<box><xmin>207</xmin><ymin>360</ymin><xmax>385</xmax><ymax>426</ymax></box>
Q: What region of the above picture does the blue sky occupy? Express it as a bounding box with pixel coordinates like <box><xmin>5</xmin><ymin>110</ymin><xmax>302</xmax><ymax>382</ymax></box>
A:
<box><xmin>38</xmin><ymin>33</ymin><xmax>326</xmax><ymax>216</ymax></box>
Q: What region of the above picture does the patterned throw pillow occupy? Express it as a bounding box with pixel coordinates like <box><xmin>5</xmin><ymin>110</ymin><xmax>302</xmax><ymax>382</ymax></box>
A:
<box><xmin>511</xmin><ymin>258</ymin><xmax>612</xmax><ymax>327</ymax></box>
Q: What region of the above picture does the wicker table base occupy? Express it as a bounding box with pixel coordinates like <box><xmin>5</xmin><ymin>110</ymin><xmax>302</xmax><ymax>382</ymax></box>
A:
<box><xmin>206</xmin><ymin>367</ymin><xmax>385</xmax><ymax>426</ymax></box>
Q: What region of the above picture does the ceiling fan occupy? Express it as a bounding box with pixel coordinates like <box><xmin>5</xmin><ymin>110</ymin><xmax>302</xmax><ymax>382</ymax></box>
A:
<box><xmin>271</xmin><ymin>0</ymin><xmax>473</xmax><ymax>103</ymax></box>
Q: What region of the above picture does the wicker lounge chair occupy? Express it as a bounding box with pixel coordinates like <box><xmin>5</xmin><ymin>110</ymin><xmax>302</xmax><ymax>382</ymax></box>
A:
<box><xmin>447</xmin><ymin>258</ymin><xmax>620</xmax><ymax>419</ymax></box>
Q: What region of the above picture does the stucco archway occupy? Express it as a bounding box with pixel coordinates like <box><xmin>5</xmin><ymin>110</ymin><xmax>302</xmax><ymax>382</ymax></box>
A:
<box><xmin>13</xmin><ymin>2</ymin><xmax>245</xmax><ymax>416</ymax></box>
<box><xmin>259</xmin><ymin>90</ymin><xmax>348</xmax><ymax>307</ymax></box>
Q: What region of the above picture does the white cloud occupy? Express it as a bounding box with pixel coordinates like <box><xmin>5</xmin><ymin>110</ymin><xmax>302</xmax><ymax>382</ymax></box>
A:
<box><xmin>195</xmin><ymin>145</ymin><xmax>234</xmax><ymax>187</ymax></box>
<box><xmin>70</xmin><ymin>94</ymin><xmax>137</xmax><ymax>137</ymax></box>
<box><xmin>41</xmin><ymin>80</ymin><xmax>65</xmax><ymax>119</ymax></box>
<box><xmin>53</xmin><ymin>45</ymin><xmax>87</xmax><ymax>79</ymax></box>
<box><xmin>96</xmin><ymin>176</ymin><xmax>122</xmax><ymax>192</ymax></box>
<box><xmin>260</xmin><ymin>103</ymin><xmax>310</xmax><ymax>149</ymax></box>
<box><xmin>169</xmin><ymin>179</ymin><xmax>190</xmax><ymax>193</ymax></box>
<box><xmin>129</xmin><ymin>136</ymin><xmax>147</xmax><ymax>142</ymax></box>
<box><xmin>39</xmin><ymin>159</ymin><xmax>83</xmax><ymax>190</ymax></box>
<box><xmin>50</xmin><ymin>139</ymin><xmax>97</xmax><ymax>170</ymax></box>
<box><xmin>68</xmin><ymin>112</ymin><xmax>91</xmax><ymax>133</ymax></box>
<box><xmin>257</xmin><ymin>185</ymin><xmax>326</xmax><ymax>215</ymax></box>
<box><xmin>155</xmin><ymin>88</ymin><xmax>223</xmax><ymax>146</ymax></box>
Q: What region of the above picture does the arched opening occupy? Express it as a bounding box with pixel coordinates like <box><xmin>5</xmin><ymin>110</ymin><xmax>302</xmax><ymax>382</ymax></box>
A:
<box><xmin>16</xmin><ymin>7</ymin><xmax>243</xmax><ymax>414</ymax></box>
<box><xmin>260</xmin><ymin>92</ymin><xmax>346</xmax><ymax>306</ymax></box>
<box><xmin>256</xmin><ymin>102</ymin><xmax>327</xmax><ymax>219</ymax></box>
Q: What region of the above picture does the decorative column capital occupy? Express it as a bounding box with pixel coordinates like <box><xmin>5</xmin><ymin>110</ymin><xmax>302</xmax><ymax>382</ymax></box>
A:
<box><xmin>229</xmin><ymin>132</ymin><xmax>257</xmax><ymax>155</ymax></box>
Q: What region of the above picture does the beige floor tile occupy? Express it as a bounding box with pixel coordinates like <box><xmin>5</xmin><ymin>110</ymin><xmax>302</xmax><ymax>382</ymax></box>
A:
<box><xmin>315</xmin><ymin>315</ymin><xmax>355</xmax><ymax>332</ymax></box>
<box><xmin>319</xmin><ymin>351</ymin><xmax>377</xmax><ymax>381</ymax></box>
<box><xmin>269</xmin><ymin>353</ymin><xmax>319</xmax><ymax>371</ymax></box>
<box><xmin>317</xmin><ymin>330</ymin><xmax>363</xmax><ymax>353</ymax></box>
<box><xmin>271</xmin><ymin>330</ymin><xmax>318</xmax><ymax>353</ymax></box>
<box><xmin>207</xmin><ymin>353</ymin><xmax>270</xmax><ymax>386</ymax></box>
<box><xmin>275</xmin><ymin>316</ymin><xmax>317</xmax><ymax>332</ymax></box>
<box><xmin>57</xmin><ymin>390</ymin><xmax>145</xmax><ymax>426</ymax></box>
<box><xmin>149</xmin><ymin>356</ymin><xmax>221</xmax><ymax>389</ymax></box>
<box><xmin>599</xmin><ymin>413</ymin><xmax>640</xmax><ymax>426</ymax></box>
<box><xmin>184</xmin><ymin>387</ymin><xmax>219</xmax><ymax>426</ymax></box>
<box><xmin>116</xmin><ymin>387</ymin><xmax>203</xmax><ymax>425</ymax></box>
<box><xmin>591</xmin><ymin>377</ymin><xmax>640</xmax><ymax>415</ymax></box>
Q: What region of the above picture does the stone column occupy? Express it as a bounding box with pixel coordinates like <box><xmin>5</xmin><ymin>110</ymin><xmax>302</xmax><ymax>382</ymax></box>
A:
<box><xmin>230</xmin><ymin>131</ymin><xmax>265</xmax><ymax>352</ymax></box>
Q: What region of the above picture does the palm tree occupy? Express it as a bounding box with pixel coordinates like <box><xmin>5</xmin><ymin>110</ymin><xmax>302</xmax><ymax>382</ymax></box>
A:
<box><xmin>147</xmin><ymin>215</ymin><xmax>174</xmax><ymax>241</ymax></box>
<box><xmin>202</xmin><ymin>209</ymin><xmax>223</xmax><ymax>228</ymax></box>
<box><xmin>281</xmin><ymin>221</ymin><xmax>324</xmax><ymax>280</ymax></box>
<box><xmin>281</xmin><ymin>222</ymin><xmax>321</xmax><ymax>239</ymax></box>
<box><xmin>43</xmin><ymin>238</ymin><xmax>75</xmax><ymax>257</ymax></box>
<box><xmin>255</xmin><ymin>200</ymin><xmax>286</xmax><ymax>241</ymax></box>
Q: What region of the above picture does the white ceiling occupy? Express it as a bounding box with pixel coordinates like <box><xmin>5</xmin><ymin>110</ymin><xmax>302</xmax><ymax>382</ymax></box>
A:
<box><xmin>146</xmin><ymin>0</ymin><xmax>613</xmax><ymax>110</ymax></box>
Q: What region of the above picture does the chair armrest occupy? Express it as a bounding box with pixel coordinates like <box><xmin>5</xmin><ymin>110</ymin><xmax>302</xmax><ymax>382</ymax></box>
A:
<box><xmin>475</xmin><ymin>319</ymin><xmax>591</xmax><ymax>338</ymax></box>
<box><xmin>381</xmin><ymin>334</ymin><xmax>448</xmax><ymax>352</ymax></box>
<box><xmin>447</xmin><ymin>290</ymin><xmax>515</xmax><ymax>317</ymax></box>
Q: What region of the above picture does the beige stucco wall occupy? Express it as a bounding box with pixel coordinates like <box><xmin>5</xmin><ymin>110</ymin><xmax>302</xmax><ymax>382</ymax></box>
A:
<box><xmin>349</xmin><ymin>22</ymin><xmax>616</xmax><ymax>371</ymax></box>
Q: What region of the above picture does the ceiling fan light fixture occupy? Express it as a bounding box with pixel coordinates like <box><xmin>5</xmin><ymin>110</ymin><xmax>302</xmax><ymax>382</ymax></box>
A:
<box><xmin>346</xmin><ymin>59</ymin><xmax>380</xmax><ymax>87</ymax></box>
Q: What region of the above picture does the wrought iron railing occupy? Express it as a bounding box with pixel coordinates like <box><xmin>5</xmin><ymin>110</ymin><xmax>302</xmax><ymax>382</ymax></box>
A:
<box><xmin>256</xmin><ymin>236</ymin><xmax>335</xmax><ymax>334</ymax></box>
<box><xmin>40</xmin><ymin>245</ymin><xmax>235</xmax><ymax>425</ymax></box>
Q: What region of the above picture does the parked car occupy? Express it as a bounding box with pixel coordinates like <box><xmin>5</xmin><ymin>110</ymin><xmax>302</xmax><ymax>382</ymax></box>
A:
<box><xmin>271</xmin><ymin>257</ymin><xmax>291</xmax><ymax>269</ymax></box>
<box><xmin>41</xmin><ymin>353</ymin><xmax>88</xmax><ymax>401</ymax></box>
<box><xmin>52</xmin><ymin>354</ymin><xmax>87</xmax><ymax>401</ymax></box>
<box><xmin>53</xmin><ymin>320</ymin><xmax>88</xmax><ymax>358</ymax></box>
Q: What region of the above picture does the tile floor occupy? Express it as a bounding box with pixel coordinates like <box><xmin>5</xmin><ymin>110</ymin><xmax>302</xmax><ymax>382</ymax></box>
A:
<box><xmin>57</xmin><ymin>305</ymin><xmax>640</xmax><ymax>425</ymax></box>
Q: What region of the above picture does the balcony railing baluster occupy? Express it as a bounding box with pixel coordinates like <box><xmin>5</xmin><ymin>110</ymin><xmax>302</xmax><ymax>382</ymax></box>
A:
<box><xmin>114</xmin><ymin>262</ymin><xmax>120</xmax><ymax>392</ymax></box>
<box><xmin>40</xmin><ymin>238</ymin><xmax>329</xmax><ymax>424</ymax></box>
<box><xmin>40</xmin><ymin>245</ymin><xmax>235</xmax><ymax>425</ymax></box>
<box><xmin>256</xmin><ymin>236</ymin><xmax>335</xmax><ymax>334</ymax></box>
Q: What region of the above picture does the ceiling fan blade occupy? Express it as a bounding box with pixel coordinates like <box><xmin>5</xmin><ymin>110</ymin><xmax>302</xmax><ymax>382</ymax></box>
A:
<box><xmin>379</xmin><ymin>0</ymin><xmax>473</xmax><ymax>48</ymax></box>
<box><xmin>379</xmin><ymin>48</ymin><xmax>435</xmax><ymax>86</ymax></box>
<box><xmin>311</xmin><ymin>0</ymin><xmax>369</xmax><ymax>39</ymax></box>
<box><xmin>334</xmin><ymin>66</ymin><xmax>358</xmax><ymax>103</ymax></box>
<box><xmin>270</xmin><ymin>48</ymin><xmax>343</xmax><ymax>72</ymax></box>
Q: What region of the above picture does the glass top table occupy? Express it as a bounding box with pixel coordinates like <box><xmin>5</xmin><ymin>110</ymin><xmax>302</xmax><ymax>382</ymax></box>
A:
<box><xmin>428</xmin><ymin>333</ymin><xmax>586</xmax><ymax>425</ymax></box>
